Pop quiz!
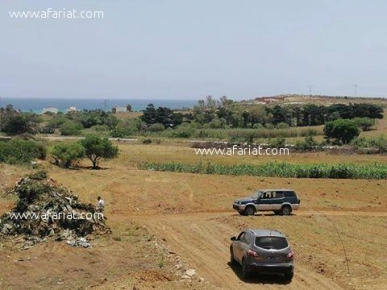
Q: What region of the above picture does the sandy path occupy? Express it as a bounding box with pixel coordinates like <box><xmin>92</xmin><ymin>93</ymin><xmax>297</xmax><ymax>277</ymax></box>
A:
<box><xmin>135</xmin><ymin>213</ymin><xmax>347</xmax><ymax>290</ymax></box>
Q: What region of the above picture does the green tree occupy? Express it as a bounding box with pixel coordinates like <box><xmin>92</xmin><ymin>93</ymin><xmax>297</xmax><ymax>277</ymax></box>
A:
<box><xmin>51</xmin><ymin>142</ymin><xmax>85</xmax><ymax>168</ymax></box>
<box><xmin>60</xmin><ymin>120</ymin><xmax>83</xmax><ymax>136</ymax></box>
<box><xmin>2</xmin><ymin>115</ymin><xmax>31</xmax><ymax>135</ymax></box>
<box><xmin>80</xmin><ymin>135</ymin><xmax>119</xmax><ymax>169</ymax></box>
<box><xmin>353</xmin><ymin>117</ymin><xmax>375</xmax><ymax>131</ymax></box>
<box><xmin>324</xmin><ymin>119</ymin><xmax>360</xmax><ymax>144</ymax></box>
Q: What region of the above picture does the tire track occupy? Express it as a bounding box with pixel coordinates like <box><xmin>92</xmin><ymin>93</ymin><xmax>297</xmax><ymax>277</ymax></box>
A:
<box><xmin>138</xmin><ymin>213</ymin><xmax>346</xmax><ymax>290</ymax></box>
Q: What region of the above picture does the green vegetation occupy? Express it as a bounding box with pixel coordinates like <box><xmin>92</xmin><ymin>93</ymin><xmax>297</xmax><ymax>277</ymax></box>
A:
<box><xmin>0</xmin><ymin>139</ymin><xmax>46</xmax><ymax>164</ymax></box>
<box><xmin>0</xmin><ymin>105</ymin><xmax>42</xmax><ymax>135</ymax></box>
<box><xmin>80</xmin><ymin>134</ymin><xmax>119</xmax><ymax>169</ymax></box>
<box><xmin>324</xmin><ymin>119</ymin><xmax>360</xmax><ymax>144</ymax></box>
<box><xmin>51</xmin><ymin>142</ymin><xmax>86</xmax><ymax>168</ymax></box>
<box><xmin>295</xmin><ymin>136</ymin><xmax>319</xmax><ymax>151</ymax></box>
<box><xmin>1</xmin><ymin>98</ymin><xmax>385</xmax><ymax>151</ymax></box>
<box><xmin>139</xmin><ymin>161</ymin><xmax>387</xmax><ymax>179</ymax></box>
<box><xmin>350</xmin><ymin>135</ymin><xmax>387</xmax><ymax>153</ymax></box>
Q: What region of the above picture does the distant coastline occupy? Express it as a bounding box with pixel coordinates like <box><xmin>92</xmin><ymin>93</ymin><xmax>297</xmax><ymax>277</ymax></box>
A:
<box><xmin>0</xmin><ymin>98</ymin><xmax>198</xmax><ymax>113</ymax></box>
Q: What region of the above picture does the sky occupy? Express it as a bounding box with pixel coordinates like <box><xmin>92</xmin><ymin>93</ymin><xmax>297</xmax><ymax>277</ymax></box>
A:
<box><xmin>1</xmin><ymin>0</ymin><xmax>387</xmax><ymax>100</ymax></box>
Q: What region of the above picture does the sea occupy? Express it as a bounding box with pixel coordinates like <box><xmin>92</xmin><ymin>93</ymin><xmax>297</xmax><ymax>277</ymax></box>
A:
<box><xmin>0</xmin><ymin>98</ymin><xmax>198</xmax><ymax>114</ymax></box>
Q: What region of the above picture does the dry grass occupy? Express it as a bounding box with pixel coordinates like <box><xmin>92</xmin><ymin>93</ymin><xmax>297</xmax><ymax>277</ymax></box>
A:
<box><xmin>1</xmin><ymin>139</ymin><xmax>387</xmax><ymax>289</ymax></box>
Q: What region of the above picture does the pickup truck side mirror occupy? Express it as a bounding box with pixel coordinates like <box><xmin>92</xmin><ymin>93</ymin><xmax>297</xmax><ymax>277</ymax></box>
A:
<box><xmin>230</xmin><ymin>236</ymin><xmax>236</xmax><ymax>241</ymax></box>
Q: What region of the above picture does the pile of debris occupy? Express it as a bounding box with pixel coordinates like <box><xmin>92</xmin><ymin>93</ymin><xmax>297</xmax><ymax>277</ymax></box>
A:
<box><xmin>0</xmin><ymin>170</ymin><xmax>110</xmax><ymax>248</ymax></box>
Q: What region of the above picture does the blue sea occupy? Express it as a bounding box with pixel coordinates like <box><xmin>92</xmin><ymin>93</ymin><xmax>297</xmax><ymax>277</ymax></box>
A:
<box><xmin>0</xmin><ymin>98</ymin><xmax>198</xmax><ymax>113</ymax></box>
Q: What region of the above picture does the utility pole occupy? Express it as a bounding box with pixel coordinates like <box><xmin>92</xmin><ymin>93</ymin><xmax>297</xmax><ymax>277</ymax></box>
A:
<box><xmin>354</xmin><ymin>84</ymin><xmax>358</xmax><ymax>98</ymax></box>
<box><xmin>307</xmin><ymin>85</ymin><xmax>313</xmax><ymax>97</ymax></box>
<box><xmin>102</xmin><ymin>99</ymin><xmax>109</xmax><ymax>111</ymax></box>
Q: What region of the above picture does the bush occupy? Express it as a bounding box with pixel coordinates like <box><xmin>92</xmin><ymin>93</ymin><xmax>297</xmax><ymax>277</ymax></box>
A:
<box><xmin>110</xmin><ymin>127</ymin><xmax>132</xmax><ymax>138</ymax></box>
<box><xmin>276</xmin><ymin>122</ymin><xmax>290</xmax><ymax>129</ymax></box>
<box><xmin>268</xmin><ymin>137</ymin><xmax>286</xmax><ymax>148</ymax></box>
<box><xmin>147</xmin><ymin>123</ymin><xmax>165</xmax><ymax>132</ymax></box>
<box><xmin>295</xmin><ymin>136</ymin><xmax>318</xmax><ymax>151</ymax></box>
<box><xmin>172</xmin><ymin>123</ymin><xmax>196</xmax><ymax>138</ymax></box>
<box><xmin>370</xmin><ymin>135</ymin><xmax>387</xmax><ymax>152</ymax></box>
<box><xmin>60</xmin><ymin>120</ymin><xmax>83</xmax><ymax>136</ymax></box>
<box><xmin>90</xmin><ymin>124</ymin><xmax>110</xmax><ymax>132</ymax></box>
<box><xmin>51</xmin><ymin>142</ymin><xmax>85</xmax><ymax>168</ymax></box>
<box><xmin>324</xmin><ymin>119</ymin><xmax>360</xmax><ymax>144</ymax></box>
<box><xmin>353</xmin><ymin>117</ymin><xmax>375</xmax><ymax>131</ymax></box>
<box><xmin>0</xmin><ymin>139</ymin><xmax>47</xmax><ymax>164</ymax></box>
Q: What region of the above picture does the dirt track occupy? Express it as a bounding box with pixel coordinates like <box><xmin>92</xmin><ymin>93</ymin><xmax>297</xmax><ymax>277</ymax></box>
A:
<box><xmin>135</xmin><ymin>212</ymin><xmax>349</xmax><ymax>290</ymax></box>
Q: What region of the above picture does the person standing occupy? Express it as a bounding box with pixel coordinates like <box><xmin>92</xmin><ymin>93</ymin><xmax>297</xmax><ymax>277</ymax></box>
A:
<box><xmin>96</xmin><ymin>196</ymin><xmax>105</xmax><ymax>212</ymax></box>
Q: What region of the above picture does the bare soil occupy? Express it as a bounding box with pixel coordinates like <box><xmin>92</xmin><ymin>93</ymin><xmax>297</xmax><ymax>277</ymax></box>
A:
<box><xmin>1</xmin><ymin>143</ymin><xmax>386</xmax><ymax>289</ymax></box>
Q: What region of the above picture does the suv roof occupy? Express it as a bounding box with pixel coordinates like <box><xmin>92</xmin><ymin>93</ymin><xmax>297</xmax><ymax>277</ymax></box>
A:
<box><xmin>247</xmin><ymin>229</ymin><xmax>286</xmax><ymax>238</ymax></box>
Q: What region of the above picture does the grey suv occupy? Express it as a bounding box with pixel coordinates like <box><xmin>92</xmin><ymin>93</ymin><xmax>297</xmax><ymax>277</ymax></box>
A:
<box><xmin>230</xmin><ymin>229</ymin><xmax>294</xmax><ymax>281</ymax></box>
<box><xmin>233</xmin><ymin>189</ymin><xmax>300</xmax><ymax>216</ymax></box>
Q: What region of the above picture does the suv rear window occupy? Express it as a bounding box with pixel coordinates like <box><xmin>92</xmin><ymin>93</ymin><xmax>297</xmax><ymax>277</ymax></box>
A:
<box><xmin>255</xmin><ymin>237</ymin><xmax>289</xmax><ymax>250</ymax></box>
<box><xmin>284</xmin><ymin>191</ymin><xmax>296</xmax><ymax>198</ymax></box>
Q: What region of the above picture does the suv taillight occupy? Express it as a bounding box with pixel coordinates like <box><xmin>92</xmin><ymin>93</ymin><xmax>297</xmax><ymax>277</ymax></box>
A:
<box><xmin>247</xmin><ymin>249</ymin><xmax>259</xmax><ymax>257</ymax></box>
<box><xmin>287</xmin><ymin>251</ymin><xmax>294</xmax><ymax>258</ymax></box>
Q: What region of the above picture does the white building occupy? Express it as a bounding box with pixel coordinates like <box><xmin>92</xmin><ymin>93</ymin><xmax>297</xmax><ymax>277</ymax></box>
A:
<box><xmin>113</xmin><ymin>106</ymin><xmax>127</xmax><ymax>113</ymax></box>
<box><xmin>66</xmin><ymin>106</ymin><xmax>77</xmax><ymax>113</ymax></box>
<box><xmin>42</xmin><ymin>107</ymin><xmax>59</xmax><ymax>114</ymax></box>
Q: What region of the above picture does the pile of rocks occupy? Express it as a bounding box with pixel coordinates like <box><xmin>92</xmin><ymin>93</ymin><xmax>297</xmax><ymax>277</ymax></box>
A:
<box><xmin>0</xmin><ymin>170</ymin><xmax>110</xmax><ymax>248</ymax></box>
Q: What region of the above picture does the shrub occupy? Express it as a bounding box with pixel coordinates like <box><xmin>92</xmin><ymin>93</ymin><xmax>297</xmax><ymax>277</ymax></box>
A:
<box><xmin>295</xmin><ymin>136</ymin><xmax>318</xmax><ymax>151</ymax></box>
<box><xmin>51</xmin><ymin>142</ymin><xmax>85</xmax><ymax>168</ymax></box>
<box><xmin>276</xmin><ymin>122</ymin><xmax>290</xmax><ymax>129</ymax></box>
<box><xmin>110</xmin><ymin>127</ymin><xmax>132</xmax><ymax>138</ymax></box>
<box><xmin>268</xmin><ymin>137</ymin><xmax>286</xmax><ymax>148</ymax></box>
<box><xmin>172</xmin><ymin>123</ymin><xmax>196</xmax><ymax>138</ymax></box>
<box><xmin>90</xmin><ymin>124</ymin><xmax>110</xmax><ymax>132</ymax></box>
<box><xmin>0</xmin><ymin>139</ymin><xmax>47</xmax><ymax>164</ymax></box>
<box><xmin>60</xmin><ymin>120</ymin><xmax>83</xmax><ymax>136</ymax></box>
<box><xmin>353</xmin><ymin>117</ymin><xmax>375</xmax><ymax>131</ymax></box>
<box><xmin>148</xmin><ymin>123</ymin><xmax>165</xmax><ymax>132</ymax></box>
<box><xmin>324</xmin><ymin>119</ymin><xmax>360</xmax><ymax>144</ymax></box>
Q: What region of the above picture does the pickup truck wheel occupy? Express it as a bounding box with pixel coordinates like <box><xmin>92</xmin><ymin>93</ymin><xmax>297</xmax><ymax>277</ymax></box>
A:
<box><xmin>245</xmin><ymin>206</ymin><xmax>255</xmax><ymax>216</ymax></box>
<box><xmin>281</xmin><ymin>205</ymin><xmax>291</xmax><ymax>216</ymax></box>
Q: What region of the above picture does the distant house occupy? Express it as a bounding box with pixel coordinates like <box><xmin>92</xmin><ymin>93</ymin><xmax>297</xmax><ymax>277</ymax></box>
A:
<box><xmin>113</xmin><ymin>106</ymin><xmax>127</xmax><ymax>113</ymax></box>
<box><xmin>42</xmin><ymin>107</ymin><xmax>59</xmax><ymax>114</ymax></box>
<box><xmin>66</xmin><ymin>106</ymin><xmax>77</xmax><ymax>113</ymax></box>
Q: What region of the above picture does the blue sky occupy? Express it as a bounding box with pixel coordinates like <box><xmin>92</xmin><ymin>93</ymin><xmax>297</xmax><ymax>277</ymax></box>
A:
<box><xmin>1</xmin><ymin>0</ymin><xmax>387</xmax><ymax>100</ymax></box>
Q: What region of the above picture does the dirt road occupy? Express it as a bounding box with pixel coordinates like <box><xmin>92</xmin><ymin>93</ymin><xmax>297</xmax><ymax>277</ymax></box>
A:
<box><xmin>135</xmin><ymin>212</ymin><xmax>348</xmax><ymax>290</ymax></box>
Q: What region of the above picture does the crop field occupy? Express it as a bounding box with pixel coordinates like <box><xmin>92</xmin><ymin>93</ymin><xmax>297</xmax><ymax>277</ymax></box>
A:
<box><xmin>1</xmin><ymin>142</ymin><xmax>387</xmax><ymax>290</ymax></box>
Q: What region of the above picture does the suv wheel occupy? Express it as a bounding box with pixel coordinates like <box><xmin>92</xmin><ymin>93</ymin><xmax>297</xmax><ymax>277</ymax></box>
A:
<box><xmin>281</xmin><ymin>205</ymin><xmax>291</xmax><ymax>216</ymax></box>
<box><xmin>241</xmin><ymin>258</ymin><xmax>250</xmax><ymax>279</ymax></box>
<box><xmin>284</xmin><ymin>271</ymin><xmax>293</xmax><ymax>281</ymax></box>
<box><xmin>244</xmin><ymin>206</ymin><xmax>255</xmax><ymax>216</ymax></box>
<box><xmin>230</xmin><ymin>249</ymin><xmax>237</xmax><ymax>265</ymax></box>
